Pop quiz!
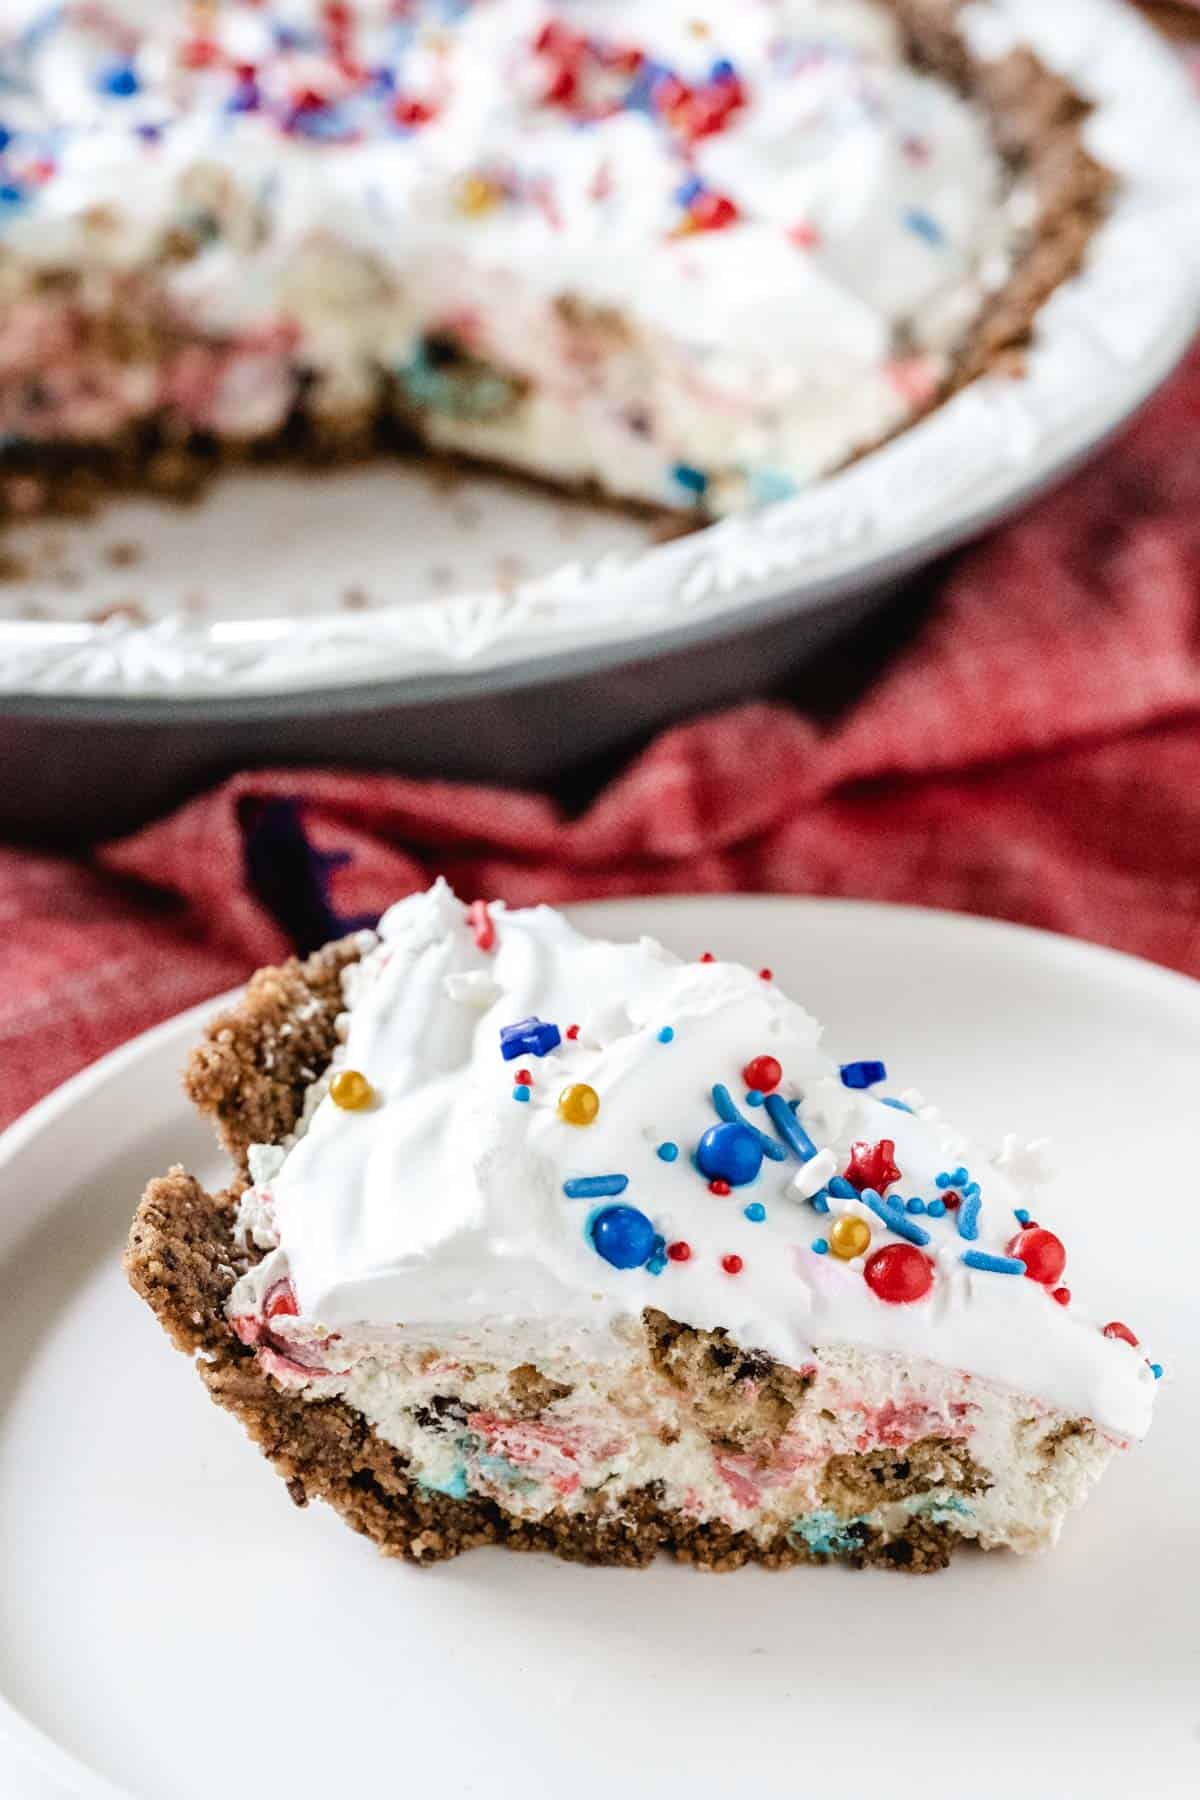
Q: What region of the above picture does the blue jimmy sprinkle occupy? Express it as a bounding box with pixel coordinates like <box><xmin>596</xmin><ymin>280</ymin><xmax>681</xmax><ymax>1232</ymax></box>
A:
<box><xmin>962</xmin><ymin>1250</ymin><xmax>1025</xmax><ymax>1276</ymax></box>
<box><xmin>745</xmin><ymin>1089</ymin><xmax>765</xmax><ymax>1107</ymax></box>
<box><xmin>1014</xmin><ymin>1207</ymin><xmax>1031</xmax><ymax>1225</ymax></box>
<box><xmin>671</xmin><ymin>461</ymin><xmax>708</xmax><ymax>496</ymax></box>
<box><xmin>956</xmin><ymin>1188</ymin><xmax>982</xmax><ymax>1241</ymax></box>
<box><xmin>712</xmin><ymin>1084</ymin><xmax>787</xmax><ymax>1161</ymax></box>
<box><xmin>809</xmin><ymin>1189</ymin><xmax>831</xmax><ymax>1215</ymax></box>
<box><xmin>657</xmin><ymin>1141</ymin><xmax>679</xmax><ymax>1163</ymax></box>
<box><xmin>743</xmin><ymin>1202</ymin><xmax>767</xmax><ymax>1223</ymax></box>
<box><xmin>657</xmin><ymin>1026</ymin><xmax>675</xmax><ymax>1043</ymax></box>
<box><xmin>563</xmin><ymin>1174</ymin><xmax>629</xmax><ymax>1200</ymax></box>
<box><xmin>812</xmin><ymin>1238</ymin><xmax>829</xmax><ymax>1255</ymax></box>
<box><xmin>762</xmin><ymin>1091</ymin><xmax>818</xmax><ymax>1162</ymax></box>
<box><xmin>839</xmin><ymin>1060</ymin><xmax>887</xmax><ymax>1090</ymax></box>
<box><xmin>860</xmin><ymin>1188</ymin><xmax>930</xmax><ymax>1247</ymax></box>
<box><xmin>880</xmin><ymin>1097</ymin><xmax>913</xmax><ymax>1114</ymax></box>
<box><xmin>674</xmin><ymin>173</ymin><xmax>705</xmax><ymax>207</ymax></box>
<box><xmin>827</xmin><ymin>1176</ymin><xmax>857</xmax><ymax>1200</ymax></box>
<box><xmin>904</xmin><ymin>206</ymin><xmax>944</xmax><ymax>246</ymax></box>
<box><xmin>1150</xmin><ymin>1363</ymin><xmax>1164</xmax><ymax>1380</ymax></box>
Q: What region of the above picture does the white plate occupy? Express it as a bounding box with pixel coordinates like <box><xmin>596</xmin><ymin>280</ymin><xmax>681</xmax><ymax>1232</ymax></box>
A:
<box><xmin>0</xmin><ymin>897</ymin><xmax>1198</xmax><ymax>1800</ymax></box>
<box><xmin>0</xmin><ymin>0</ymin><xmax>1198</xmax><ymax>702</ymax></box>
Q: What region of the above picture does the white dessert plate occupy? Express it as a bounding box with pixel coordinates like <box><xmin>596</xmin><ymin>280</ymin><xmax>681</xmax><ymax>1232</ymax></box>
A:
<box><xmin>0</xmin><ymin>897</ymin><xmax>1197</xmax><ymax>1800</ymax></box>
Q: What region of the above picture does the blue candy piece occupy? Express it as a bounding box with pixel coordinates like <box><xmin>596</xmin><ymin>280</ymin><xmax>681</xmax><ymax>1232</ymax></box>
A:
<box><xmin>696</xmin><ymin>1122</ymin><xmax>763</xmax><ymax>1187</ymax></box>
<box><xmin>656</xmin><ymin>1141</ymin><xmax>679</xmax><ymax>1163</ymax></box>
<box><xmin>657</xmin><ymin>1026</ymin><xmax>675</xmax><ymax>1043</ymax></box>
<box><xmin>840</xmin><ymin>1060</ymin><xmax>887</xmax><ymax>1090</ymax></box>
<box><xmin>590</xmin><ymin>1204</ymin><xmax>657</xmax><ymax>1270</ymax></box>
<box><xmin>499</xmin><ymin>1016</ymin><xmax>561</xmax><ymax>1061</ymax></box>
<box><xmin>99</xmin><ymin>59</ymin><xmax>140</xmax><ymax>97</ymax></box>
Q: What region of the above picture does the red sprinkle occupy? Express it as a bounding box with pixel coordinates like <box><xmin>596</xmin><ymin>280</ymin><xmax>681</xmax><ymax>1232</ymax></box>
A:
<box><xmin>844</xmin><ymin>1139</ymin><xmax>902</xmax><ymax>1194</ymax></box>
<box><xmin>758</xmin><ymin>967</ymin><xmax>773</xmax><ymax>982</ymax></box>
<box><xmin>393</xmin><ymin>95</ymin><xmax>437</xmax><ymax>127</ymax></box>
<box><xmin>565</xmin><ymin>1023</ymin><xmax>580</xmax><ymax>1040</ymax></box>
<box><xmin>699</xmin><ymin>951</ymin><xmax>715</xmax><ymax>963</ymax></box>
<box><xmin>1052</xmin><ymin>1286</ymin><xmax>1071</xmax><ymax>1307</ymax></box>
<box><xmin>942</xmin><ymin>1190</ymin><xmax>962</xmax><ymax>1211</ymax></box>
<box><xmin>180</xmin><ymin>37</ymin><xmax>220</xmax><ymax>69</ymax></box>
<box><xmin>788</xmin><ymin>220</ymin><xmax>821</xmax><ymax>250</ymax></box>
<box><xmin>467</xmin><ymin>898</ymin><xmax>496</xmax><ymax>951</ymax></box>
<box><xmin>721</xmin><ymin>1254</ymin><xmax>744</xmax><ymax>1276</ymax></box>
<box><xmin>863</xmin><ymin>1244</ymin><xmax>934</xmax><ymax>1305</ymax></box>
<box><xmin>667</xmin><ymin>1240</ymin><xmax>692</xmax><ymax>1262</ymax></box>
<box><xmin>1006</xmin><ymin>1227</ymin><xmax>1066</xmax><ymax>1286</ymax></box>
<box><xmin>690</xmin><ymin>190</ymin><xmax>740</xmax><ymax>231</ymax></box>
<box><xmin>514</xmin><ymin>1069</ymin><xmax>533</xmax><ymax>1086</ymax></box>
<box><xmin>742</xmin><ymin>1054</ymin><xmax>782</xmax><ymax>1094</ymax></box>
<box><xmin>709</xmin><ymin>1179</ymin><xmax>732</xmax><ymax>1196</ymax></box>
<box><xmin>1103</xmin><ymin>1320</ymin><xmax>1139</xmax><ymax>1347</ymax></box>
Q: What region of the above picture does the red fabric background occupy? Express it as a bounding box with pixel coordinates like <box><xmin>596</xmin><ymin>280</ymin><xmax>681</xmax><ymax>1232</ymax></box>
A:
<box><xmin>2</xmin><ymin>341</ymin><xmax>1199</xmax><ymax>1132</ymax></box>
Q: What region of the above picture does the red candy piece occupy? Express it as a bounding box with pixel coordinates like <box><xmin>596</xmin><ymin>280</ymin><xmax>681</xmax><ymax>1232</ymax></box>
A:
<box><xmin>844</xmin><ymin>1139</ymin><xmax>901</xmax><ymax>1194</ymax></box>
<box><xmin>709</xmin><ymin>1179</ymin><xmax>731</xmax><ymax>1196</ymax></box>
<box><xmin>1006</xmin><ymin>1227</ymin><xmax>1066</xmax><ymax>1286</ymax></box>
<box><xmin>467</xmin><ymin>898</ymin><xmax>496</xmax><ymax>951</ymax></box>
<box><xmin>864</xmin><ymin>1244</ymin><xmax>933</xmax><ymax>1305</ymax></box>
<box><xmin>667</xmin><ymin>1240</ymin><xmax>691</xmax><ymax>1262</ymax></box>
<box><xmin>721</xmin><ymin>1254</ymin><xmax>744</xmax><ymax>1276</ymax></box>
<box><xmin>514</xmin><ymin>1069</ymin><xmax>532</xmax><ymax>1086</ymax></box>
<box><xmin>1052</xmin><ymin>1286</ymin><xmax>1071</xmax><ymax>1307</ymax></box>
<box><xmin>742</xmin><ymin>1054</ymin><xmax>782</xmax><ymax>1094</ymax></box>
<box><xmin>1103</xmin><ymin>1320</ymin><xmax>1139</xmax><ymax>1347</ymax></box>
<box><xmin>565</xmin><ymin>1023</ymin><xmax>580</xmax><ymax>1040</ymax></box>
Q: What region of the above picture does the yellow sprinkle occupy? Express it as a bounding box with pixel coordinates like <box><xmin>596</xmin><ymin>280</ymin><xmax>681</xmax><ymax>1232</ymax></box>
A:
<box><xmin>330</xmin><ymin>1068</ymin><xmax>374</xmax><ymax>1111</ymax></box>
<box><xmin>458</xmin><ymin>174</ymin><xmax>500</xmax><ymax>218</ymax></box>
<box><xmin>557</xmin><ymin>1083</ymin><xmax>600</xmax><ymax>1127</ymax></box>
<box><xmin>829</xmin><ymin>1214</ymin><xmax>872</xmax><ymax>1260</ymax></box>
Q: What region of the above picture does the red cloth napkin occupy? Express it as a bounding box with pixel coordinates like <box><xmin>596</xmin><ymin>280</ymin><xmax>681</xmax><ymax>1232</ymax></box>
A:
<box><xmin>3</xmin><ymin>341</ymin><xmax>1199</xmax><ymax>1133</ymax></box>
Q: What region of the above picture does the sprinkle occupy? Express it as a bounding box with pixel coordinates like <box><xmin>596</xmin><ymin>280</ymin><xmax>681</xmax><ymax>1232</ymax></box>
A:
<box><xmin>829</xmin><ymin>1214</ymin><xmax>871</xmax><ymax>1260</ymax></box>
<box><xmin>467</xmin><ymin>898</ymin><xmax>496</xmax><ymax>951</ymax></box>
<box><xmin>690</xmin><ymin>190</ymin><xmax>739</xmax><ymax>230</ymax></box>
<box><xmin>1150</xmin><ymin>1363</ymin><xmax>1163</xmax><ymax>1380</ymax></box>
<box><xmin>512</xmin><ymin>1086</ymin><xmax>530</xmax><ymax>1103</ymax></box>
<box><xmin>667</xmin><ymin>1240</ymin><xmax>691</xmax><ymax>1262</ymax></box>
<box><xmin>763</xmin><ymin>1091</ymin><xmax>818</xmax><ymax>1162</ymax></box>
<box><xmin>840</xmin><ymin>1060</ymin><xmax>887</xmax><ymax>1090</ymax></box>
<box><xmin>1014</xmin><ymin>1208</ymin><xmax>1031</xmax><ymax>1225</ymax></box>
<box><xmin>860</xmin><ymin>1187</ymin><xmax>930</xmax><ymax>1247</ymax></box>
<box><xmin>745</xmin><ymin>1089</ymin><xmax>764</xmax><ymax>1107</ymax></box>
<box><xmin>904</xmin><ymin>207</ymin><xmax>944</xmax><ymax>246</ymax></box>
<box><xmin>844</xmin><ymin>1139</ymin><xmax>902</xmax><ymax>1193</ymax></box>
<box><xmin>330</xmin><ymin>1069</ymin><xmax>373</xmax><ymax>1111</ymax></box>
<box><xmin>809</xmin><ymin>1190</ymin><xmax>831</xmax><ymax>1215</ymax></box>
<box><xmin>1103</xmin><ymin>1320</ymin><xmax>1139</xmax><ymax>1348</ymax></box>
<box><xmin>743</xmin><ymin>1202</ymin><xmax>767</xmax><ymax>1223</ymax></box>
<box><xmin>657</xmin><ymin>1026</ymin><xmax>675</xmax><ymax>1043</ymax></box>
<box><xmin>956</xmin><ymin>1189</ymin><xmax>982</xmax><ymax>1241</ymax></box>
<box><xmin>962</xmin><ymin>1250</ymin><xmax>1025</xmax><ymax>1275</ymax></box>
<box><xmin>515</xmin><ymin>1069</ymin><xmax>533</xmax><ymax>1086</ymax></box>
<box><xmin>557</xmin><ymin>1083</ymin><xmax>599</xmax><ymax>1126</ymax></box>
<box><xmin>458</xmin><ymin>172</ymin><xmax>502</xmax><ymax>216</ymax></box>
<box><xmin>674</xmin><ymin>173</ymin><xmax>705</xmax><ymax>206</ymax></box>
<box><xmin>566</xmin><ymin>1023</ymin><xmax>580</xmax><ymax>1040</ymax></box>
<box><xmin>699</xmin><ymin>951</ymin><xmax>715</xmax><ymax>963</ymax></box>
<box><xmin>721</xmin><ymin>1253</ymin><xmax>744</xmax><ymax>1275</ymax></box>
<box><xmin>827</xmin><ymin>1176</ymin><xmax>857</xmax><ymax>1200</ymax></box>
<box><xmin>926</xmin><ymin>1198</ymin><xmax>946</xmax><ymax>1219</ymax></box>
<box><xmin>708</xmin><ymin>1178</ymin><xmax>732</xmax><ymax>1196</ymax></box>
<box><xmin>904</xmin><ymin>1196</ymin><xmax>926</xmax><ymax>1214</ymax></box>
<box><xmin>936</xmin><ymin>1167</ymin><xmax>969</xmax><ymax>1189</ymax></box>
<box><xmin>712</xmin><ymin>1086</ymin><xmax>787</xmax><ymax>1161</ymax></box>
<box><xmin>563</xmin><ymin>1173</ymin><xmax>629</xmax><ymax>1199</ymax></box>
<box><xmin>880</xmin><ymin>1097</ymin><xmax>913</xmax><ymax>1113</ymax></box>
<box><xmin>1052</xmin><ymin>1286</ymin><xmax>1071</xmax><ymax>1306</ymax></box>
<box><xmin>99</xmin><ymin>59</ymin><xmax>140</xmax><ymax>98</ymax></box>
<box><xmin>646</xmin><ymin>1255</ymin><xmax>667</xmax><ymax>1276</ymax></box>
<box><xmin>811</xmin><ymin>1238</ymin><xmax>829</xmax><ymax>1255</ymax></box>
<box><xmin>657</xmin><ymin>1141</ymin><xmax>679</xmax><ymax>1162</ymax></box>
<box><xmin>758</xmin><ymin>967</ymin><xmax>773</xmax><ymax>981</ymax></box>
<box><xmin>671</xmin><ymin>461</ymin><xmax>708</xmax><ymax>496</ymax></box>
<box><xmin>788</xmin><ymin>219</ymin><xmax>821</xmax><ymax>250</ymax></box>
<box><xmin>742</xmin><ymin>1054</ymin><xmax>782</xmax><ymax>1093</ymax></box>
<box><xmin>500</xmin><ymin>1016</ymin><xmax>561</xmax><ymax>1060</ymax></box>
<box><xmin>864</xmin><ymin>1243</ymin><xmax>933</xmax><ymax>1304</ymax></box>
<box><xmin>590</xmin><ymin>1204</ymin><xmax>656</xmax><ymax>1270</ymax></box>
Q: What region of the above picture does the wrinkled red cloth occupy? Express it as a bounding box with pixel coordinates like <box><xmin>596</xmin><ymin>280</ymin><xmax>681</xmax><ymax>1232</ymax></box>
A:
<box><xmin>3</xmin><ymin>341</ymin><xmax>1199</xmax><ymax>1131</ymax></box>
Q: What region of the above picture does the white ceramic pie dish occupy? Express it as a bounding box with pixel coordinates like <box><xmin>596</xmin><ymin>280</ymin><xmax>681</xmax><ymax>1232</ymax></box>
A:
<box><xmin>0</xmin><ymin>0</ymin><xmax>1196</xmax><ymax>836</ymax></box>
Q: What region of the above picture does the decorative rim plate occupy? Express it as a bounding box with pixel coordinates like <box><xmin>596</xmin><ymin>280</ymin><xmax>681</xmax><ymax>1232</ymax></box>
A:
<box><xmin>0</xmin><ymin>0</ymin><xmax>1198</xmax><ymax>703</ymax></box>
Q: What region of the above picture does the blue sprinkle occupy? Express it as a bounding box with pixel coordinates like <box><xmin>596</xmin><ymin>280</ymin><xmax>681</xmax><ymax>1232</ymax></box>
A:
<box><xmin>1150</xmin><ymin>1363</ymin><xmax>1163</xmax><ymax>1380</ymax></box>
<box><xmin>926</xmin><ymin>1198</ymin><xmax>946</xmax><ymax>1219</ymax></box>
<box><xmin>712</xmin><ymin>1085</ymin><xmax>787</xmax><ymax>1161</ymax></box>
<box><xmin>657</xmin><ymin>1026</ymin><xmax>675</xmax><ymax>1043</ymax></box>
<box><xmin>590</xmin><ymin>1204</ymin><xmax>657</xmax><ymax>1270</ymax></box>
<box><xmin>99</xmin><ymin>60</ymin><xmax>140</xmax><ymax>98</ymax></box>
<box><xmin>647</xmin><ymin>1256</ymin><xmax>667</xmax><ymax>1277</ymax></box>
<box><xmin>0</xmin><ymin>184</ymin><xmax>26</xmax><ymax>210</ymax></box>
<box><xmin>860</xmin><ymin>1188</ymin><xmax>930</xmax><ymax>1247</ymax></box>
<box><xmin>956</xmin><ymin>1190</ymin><xmax>982</xmax><ymax>1241</ymax></box>
<box><xmin>697</xmin><ymin>1121</ymin><xmax>763</xmax><ymax>1187</ymax></box>
<box><xmin>904</xmin><ymin>207</ymin><xmax>944</xmax><ymax>246</ymax></box>
<box><xmin>905</xmin><ymin>1196</ymin><xmax>926</xmax><ymax>1215</ymax></box>
<box><xmin>840</xmin><ymin>1060</ymin><xmax>887</xmax><ymax>1090</ymax></box>
<box><xmin>936</xmin><ymin>1166</ymin><xmax>970</xmax><ymax>1190</ymax></box>
<box><xmin>762</xmin><ymin>1091</ymin><xmax>817</xmax><ymax>1162</ymax></box>
<box><xmin>0</xmin><ymin>127</ymin><xmax>10</xmax><ymax>153</ymax></box>
<box><xmin>962</xmin><ymin>1181</ymin><xmax>981</xmax><ymax>1200</ymax></box>
<box><xmin>512</xmin><ymin>1086</ymin><xmax>530</xmax><ymax>1103</ymax></box>
<box><xmin>671</xmin><ymin>461</ymin><xmax>708</xmax><ymax>497</ymax></box>
<box><xmin>500</xmin><ymin>1016</ymin><xmax>561</xmax><ymax>1060</ymax></box>
<box><xmin>880</xmin><ymin>1097</ymin><xmax>913</xmax><ymax>1114</ymax></box>
<box><xmin>745</xmin><ymin>1088</ymin><xmax>764</xmax><ymax>1107</ymax></box>
<box><xmin>812</xmin><ymin>1238</ymin><xmax>829</xmax><ymax>1255</ymax></box>
<box><xmin>743</xmin><ymin>1202</ymin><xmax>767</xmax><ymax>1223</ymax></box>
<box><xmin>1014</xmin><ymin>1207</ymin><xmax>1031</xmax><ymax>1225</ymax></box>
<box><xmin>657</xmin><ymin>1141</ymin><xmax>679</xmax><ymax>1163</ymax></box>
<box><xmin>136</xmin><ymin>123</ymin><xmax>162</xmax><ymax>143</ymax></box>
<box><xmin>962</xmin><ymin>1250</ymin><xmax>1025</xmax><ymax>1276</ymax></box>
<box><xmin>810</xmin><ymin>1190</ymin><xmax>831</xmax><ymax>1215</ymax></box>
<box><xmin>651</xmin><ymin>1234</ymin><xmax>665</xmax><ymax>1256</ymax></box>
<box><xmin>563</xmin><ymin>1173</ymin><xmax>629</xmax><ymax>1200</ymax></box>
<box><xmin>674</xmin><ymin>173</ymin><xmax>705</xmax><ymax>206</ymax></box>
<box><xmin>827</xmin><ymin>1176</ymin><xmax>857</xmax><ymax>1199</ymax></box>
<box><xmin>710</xmin><ymin>57</ymin><xmax>737</xmax><ymax>83</ymax></box>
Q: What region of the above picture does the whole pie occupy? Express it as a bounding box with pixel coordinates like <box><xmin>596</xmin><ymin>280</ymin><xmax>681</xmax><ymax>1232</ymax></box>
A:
<box><xmin>0</xmin><ymin>0</ymin><xmax>1108</xmax><ymax>523</ymax></box>
<box><xmin>126</xmin><ymin>885</ymin><xmax>1159</xmax><ymax>1571</ymax></box>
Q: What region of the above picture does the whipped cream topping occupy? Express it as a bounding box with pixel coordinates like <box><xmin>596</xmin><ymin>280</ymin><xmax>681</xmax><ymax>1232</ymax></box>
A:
<box><xmin>229</xmin><ymin>883</ymin><xmax>1157</xmax><ymax>1441</ymax></box>
<box><xmin>0</xmin><ymin>2</ymin><xmax>1021</xmax><ymax>496</ymax></box>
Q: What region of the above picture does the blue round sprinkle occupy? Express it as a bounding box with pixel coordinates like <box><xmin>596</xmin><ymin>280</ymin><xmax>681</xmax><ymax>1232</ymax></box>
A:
<box><xmin>0</xmin><ymin>127</ymin><xmax>10</xmax><ymax>153</ymax></box>
<box><xmin>0</xmin><ymin>184</ymin><xmax>25</xmax><ymax>208</ymax></box>
<box><xmin>743</xmin><ymin>1202</ymin><xmax>767</xmax><ymax>1223</ymax></box>
<box><xmin>671</xmin><ymin>461</ymin><xmax>708</xmax><ymax>496</ymax></box>
<box><xmin>926</xmin><ymin>1198</ymin><xmax>946</xmax><ymax>1218</ymax></box>
<box><xmin>512</xmin><ymin>1086</ymin><xmax>530</xmax><ymax>1103</ymax></box>
<box><xmin>1014</xmin><ymin>1207</ymin><xmax>1031</xmax><ymax>1224</ymax></box>
<box><xmin>657</xmin><ymin>1141</ymin><xmax>679</xmax><ymax>1163</ymax></box>
<box><xmin>710</xmin><ymin>57</ymin><xmax>737</xmax><ymax>82</ymax></box>
<box><xmin>905</xmin><ymin>1196</ymin><xmax>926</xmax><ymax>1215</ymax></box>
<box><xmin>696</xmin><ymin>1122</ymin><xmax>763</xmax><ymax>1188</ymax></box>
<box><xmin>100</xmin><ymin>60</ymin><xmax>140</xmax><ymax>98</ymax></box>
<box><xmin>1150</xmin><ymin>1363</ymin><xmax>1163</xmax><ymax>1380</ymax></box>
<box><xmin>657</xmin><ymin>1026</ymin><xmax>675</xmax><ymax>1044</ymax></box>
<box><xmin>745</xmin><ymin>1089</ymin><xmax>764</xmax><ymax>1107</ymax></box>
<box><xmin>647</xmin><ymin>1256</ymin><xmax>667</xmax><ymax>1277</ymax></box>
<box><xmin>812</xmin><ymin>1238</ymin><xmax>829</xmax><ymax>1255</ymax></box>
<box><xmin>590</xmin><ymin>1204</ymin><xmax>657</xmax><ymax>1270</ymax></box>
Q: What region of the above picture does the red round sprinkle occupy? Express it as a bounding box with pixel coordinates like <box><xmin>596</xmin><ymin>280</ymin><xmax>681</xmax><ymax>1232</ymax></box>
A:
<box><xmin>565</xmin><ymin>1023</ymin><xmax>580</xmax><ymax>1040</ymax></box>
<box><xmin>542</xmin><ymin>63</ymin><xmax>578</xmax><ymax>104</ymax></box>
<box><xmin>742</xmin><ymin>1054</ymin><xmax>782</xmax><ymax>1094</ymax></box>
<box><xmin>1052</xmin><ymin>1286</ymin><xmax>1071</xmax><ymax>1307</ymax></box>
<box><xmin>758</xmin><ymin>967</ymin><xmax>773</xmax><ymax>982</ymax></box>
<box><xmin>708</xmin><ymin>1178</ymin><xmax>731</xmax><ymax>1196</ymax></box>
<box><xmin>942</xmin><ymin>1190</ymin><xmax>962</xmax><ymax>1210</ymax></box>
<box><xmin>181</xmin><ymin>37</ymin><xmax>220</xmax><ymax>69</ymax></box>
<box><xmin>699</xmin><ymin>951</ymin><xmax>715</xmax><ymax>963</ymax></box>
<box><xmin>1103</xmin><ymin>1320</ymin><xmax>1139</xmax><ymax>1347</ymax></box>
<box><xmin>863</xmin><ymin>1244</ymin><xmax>934</xmax><ymax>1305</ymax></box>
<box><xmin>691</xmin><ymin>191</ymin><xmax>740</xmax><ymax>231</ymax></box>
<box><xmin>721</xmin><ymin>1254</ymin><xmax>744</xmax><ymax>1276</ymax></box>
<box><xmin>515</xmin><ymin>1069</ymin><xmax>532</xmax><ymax>1086</ymax></box>
<box><xmin>1006</xmin><ymin>1227</ymin><xmax>1066</xmax><ymax>1286</ymax></box>
<box><xmin>667</xmin><ymin>1240</ymin><xmax>691</xmax><ymax>1262</ymax></box>
<box><xmin>393</xmin><ymin>95</ymin><xmax>437</xmax><ymax>127</ymax></box>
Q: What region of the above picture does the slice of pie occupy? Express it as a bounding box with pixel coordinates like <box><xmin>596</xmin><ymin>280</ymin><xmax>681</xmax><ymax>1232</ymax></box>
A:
<box><xmin>1</xmin><ymin>1</ymin><xmax>1107</xmax><ymax>522</ymax></box>
<box><xmin>127</xmin><ymin>883</ymin><xmax>1159</xmax><ymax>1571</ymax></box>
